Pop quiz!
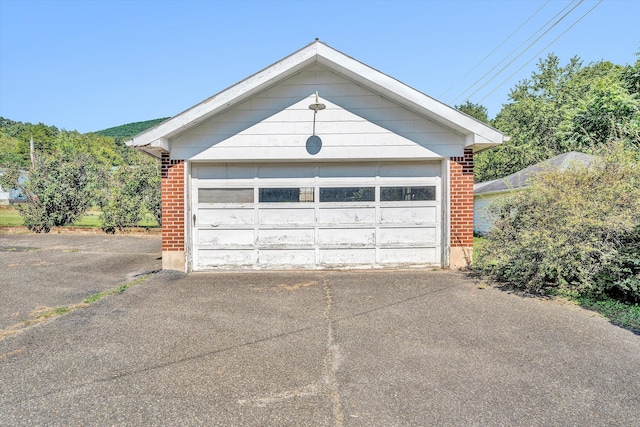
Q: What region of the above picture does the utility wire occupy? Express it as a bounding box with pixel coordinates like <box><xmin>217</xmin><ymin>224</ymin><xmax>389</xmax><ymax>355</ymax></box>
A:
<box><xmin>453</xmin><ymin>0</ymin><xmax>584</xmax><ymax>104</ymax></box>
<box><xmin>450</xmin><ymin>0</ymin><xmax>581</xmax><ymax>105</ymax></box>
<box><xmin>478</xmin><ymin>0</ymin><xmax>603</xmax><ymax>104</ymax></box>
<box><xmin>439</xmin><ymin>0</ymin><xmax>551</xmax><ymax>99</ymax></box>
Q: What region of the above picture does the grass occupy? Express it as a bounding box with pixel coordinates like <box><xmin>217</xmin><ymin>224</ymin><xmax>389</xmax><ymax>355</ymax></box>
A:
<box><xmin>473</xmin><ymin>236</ymin><xmax>486</xmax><ymax>251</ymax></box>
<box><xmin>0</xmin><ymin>205</ymin><xmax>158</xmax><ymax>228</ymax></box>
<box><xmin>532</xmin><ymin>289</ymin><xmax>640</xmax><ymax>334</ymax></box>
<box><xmin>558</xmin><ymin>291</ymin><xmax>640</xmax><ymax>333</ymax></box>
<box><xmin>0</xmin><ymin>274</ymin><xmax>153</xmax><ymax>341</ymax></box>
<box><xmin>32</xmin><ymin>275</ymin><xmax>150</xmax><ymax>323</ymax></box>
<box><xmin>82</xmin><ymin>279</ymin><xmax>144</xmax><ymax>304</ymax></box>
<box><xmin>35</xmin><ymin>306</ymin><xmax>73</xmax><ymax>320</ymax></box>
<box><xmin>0</xmin><ymin>205</ymin><xmax>24</xmax><ymax>226</ymax></box>
<box><xmin>0</xmin><ymin>271</ymin><xmax>153</xmax><ymax>341</ymax></box>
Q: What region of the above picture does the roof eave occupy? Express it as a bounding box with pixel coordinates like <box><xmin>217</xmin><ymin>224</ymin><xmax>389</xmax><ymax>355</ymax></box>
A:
<box><xmin>129</xmin><ymin>40</ymin><xmax>508</xmax><ymax>154</ymax></box>
<box><xmin>314</xmin><ymin>43</ymin><xmax>506</xmax><ymax>146</ymax></box>
<box><xmin>129</xmin><ymin>42</ymin><xmax>321</xmax><ymax>150</ymax></box>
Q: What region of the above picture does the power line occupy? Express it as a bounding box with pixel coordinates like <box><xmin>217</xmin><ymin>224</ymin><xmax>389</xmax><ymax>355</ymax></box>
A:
<box><xmin>450</xmin><ymin>0</ymin><xmax>582</xmax><ymax>105</ymax></box>
<box><xmin>477</xmin><ymin>0</ymin><xmax>604</xmax><ymax>104</ymax></box>
<box><xmin>454</xmin><ymin>0</ymin><xmax>586</xmax><ymax>104</ymax></box>
<box><xmin>438</xmin><ymin>0</ymin><xmax>551</xmax><ymax>99</ymax></box>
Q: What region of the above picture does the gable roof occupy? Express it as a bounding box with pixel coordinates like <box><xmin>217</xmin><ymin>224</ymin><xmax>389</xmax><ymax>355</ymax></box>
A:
<box><xmin>129</xmin><ymin>40</ymin><xmax>507</xmax><ymax>158</ymax></box>
<box><xmin>474</xmin><ymin>151</ymin><xmax>595</xmax><ymax>196</ymax></box>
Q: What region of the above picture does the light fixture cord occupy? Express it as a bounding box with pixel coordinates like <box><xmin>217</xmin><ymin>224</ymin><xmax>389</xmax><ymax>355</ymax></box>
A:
<box><xmin>313</xmin><ymin>109</ymin><xmax>317</xmax><ymax>135</ymax></box>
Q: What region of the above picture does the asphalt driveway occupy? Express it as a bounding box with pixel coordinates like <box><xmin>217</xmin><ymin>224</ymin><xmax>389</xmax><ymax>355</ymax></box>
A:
<box><xmin>0</xmin><ymin>233</ymin><xmax>161</xmax><ymax>330</ymax></box>
<box><xmin>1</xmin><ymin>234</ymin><xmax>639</xmax><ymax>426</ymax></box>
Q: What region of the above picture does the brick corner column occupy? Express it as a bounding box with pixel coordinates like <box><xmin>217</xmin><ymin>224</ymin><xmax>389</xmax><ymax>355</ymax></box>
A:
<box><xmin>161</xmin><ymin>152</ymin><xmax>185</xmax><ymax>271</ymax></box>
<box><xmin>449</xmin><ymin>149</ymin><xmax>474</xmax><ymax>268</ymax></box>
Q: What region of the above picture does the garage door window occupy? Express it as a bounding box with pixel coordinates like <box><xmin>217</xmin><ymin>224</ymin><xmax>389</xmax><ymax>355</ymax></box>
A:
<box><xmin>320</xmin><ymin>187</ymin><xmax>375</xmax><ymax>202</ymax></box>
<box><xmin>381</xmin><ymin>186</ymin><xmax>436</xmax><ymax>201</ymax></box>
<box><xmin>198</xmin><ymin>188</ymin><xmax>254</xmax><ymax>203</ymax></box>
<box><xmin>259</xmin><ymin>188</ymin><xmax>314</xmax><ymax>203</ymax></box>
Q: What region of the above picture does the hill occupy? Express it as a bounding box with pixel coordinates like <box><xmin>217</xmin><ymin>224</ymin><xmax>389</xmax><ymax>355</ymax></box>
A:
<box><xmin>94</xmin><ymin>117</ymin><xmax>169</xmax><ymax>139</ymax></box>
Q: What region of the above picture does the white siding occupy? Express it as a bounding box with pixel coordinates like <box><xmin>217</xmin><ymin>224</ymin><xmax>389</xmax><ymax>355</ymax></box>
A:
<box><xmin>0</xmin><ymin>187</ymin><xmax>10</xmax><ymax>205</ymax></box>
<box><xmin>0</xmin><ymin>170</ymin><xmax>27</xmax><ymax>205</ymax></box>
<box><xmin>474</xmin><ymin>192</ymin><xmax>510</xmax><ymax>235</ymax></box>
<box><xmin>171</xmin><ymin>64</ymin><xmax>465</xmax><ymax>161</ymax></box>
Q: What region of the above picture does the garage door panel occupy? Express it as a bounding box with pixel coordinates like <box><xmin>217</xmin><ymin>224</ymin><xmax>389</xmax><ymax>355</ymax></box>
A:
<box><xmin>258</xmin><ymin>165</ymin><xmax>315</xmax><ymax>179</ymax></box>
<box><xmin>258</xmin><ymin>228</ymin><xmax>315</xmax><ymax>247</ymax></box>
<box><xmin>380</xmin><ymin>206</ymin><xmax>437</xmax><ymax>224</ymax></box>
<box><xmin>320</xmin><ymin>249</ymin><xmax>376</xmax><ymax>265</ymax></box>
<box><xmin>194</xmin><ymin>166</ymin><xmax>225</xmax><ymax>180</ymax></box>
<box><xmin>318</xmin><ymin>228</ymin><xmax>375</xmax><ymax>247</ymax></box>
<box><xmin>379</xmin><ymin>162</ymin><xmax>440</xmax><ymax>178</ymax></box>
<box><xmin>259</xmin><ymin>250</ymin><xmax>315</xmax><ymax>265</ymax></box>
<box><xmin>379</xmin><ymin>247</ymin><xmax>438</xmax><ymax>264</ymax></box>
<box><xmin>379</xmin><ymin>227</ymin><xmax>437</xmax><ymax>246</ymax></box>
<box><xmin>192</xmin><ymin>162</ymin><xmax>442</xmax><ymax>270</ymax></box>
<box><xmin>198</xmin><ymin>208</ymin><xmax>254</xmax><ymax>226</ymax></box>
<box><xmin>320</xmin><ymin>164</ymin><xmax>378</xmax><ymax>178</ymax></box>
<box><xmin>197</xmin><ymin>249</ymin><xmax>256</xmax><ymax>267</ymax></box>
<box><xmin>198</xmin><ymin>229</ymin><xmax>254</xmax><ymax>247</ymax></box>
<box><xmin>259</xmin><ymin>208</ymin><xmax>315</xmax><ymax>225</ymax></box>
<box><xmin>195</xmin><ymin>165</ymin><xmax>255</xmax><ymax>180</ymax></box>
<box><xmin>317</xmin><ymin>207</ymin><xmax>375</xmax><ymax>224</ymax></box>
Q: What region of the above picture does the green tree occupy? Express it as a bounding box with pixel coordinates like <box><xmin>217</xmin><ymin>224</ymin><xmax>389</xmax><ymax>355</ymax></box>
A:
<box><xmin>572</xmin><ymin>77</ymin><xmax>640</xmax><ymax>150</ymax></box>
<box><xmin>0</xmin><ymin>117</ymin><xmax>62</xmax><ymax>166</ymax></box>
<box><xmin>455</xmin><ymin>101</ymin><xmax>489</xmax><ymax>123</ymax></box>
<box><xmin>141</xmin><ymin>157</ymin><xmax>162</xmax><ymax>226</ymax></box>
<box><xmin>0</xmin><ymin>150</ymin><xmax>103</xmax><ymax>233</ymax></box>
<box><xmin>0</xmin><ymin>131</ymin><xmax>28</xmax><ymax>168</ymax></box>
<box><xmin>98</xmin><ymin>153</ymin><xmax>161</xmax><ymax>232</ymax></box>
<box><xmin>475</xmin><ymin>55</ymin><xmax>630</xmax><ymax>182</ymax></box>
<box><xmin>622</xmin><ymin>52</ymin><xmax>640</xmax><ymax>95</ymax></box>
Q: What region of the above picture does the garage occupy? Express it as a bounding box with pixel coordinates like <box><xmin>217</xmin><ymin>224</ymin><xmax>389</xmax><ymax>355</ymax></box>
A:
<box><xmin>129</xmin><ymin>40</ymin><xmax>506</xmax><ymax>271</ymax></box>
<box><xmin>191</xmin><ymin>162</ymin><xmax>441</xmax><ymax>269</ymax></box>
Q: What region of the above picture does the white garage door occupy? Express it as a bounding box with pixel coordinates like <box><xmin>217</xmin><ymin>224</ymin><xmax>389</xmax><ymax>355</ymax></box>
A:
<box><xmin>190</xmin><ymin>162</ymin><xmax>442</xmax><ymax>270</ymax></box>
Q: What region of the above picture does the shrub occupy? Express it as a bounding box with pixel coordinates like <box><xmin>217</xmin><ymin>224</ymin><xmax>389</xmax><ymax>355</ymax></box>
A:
<box><xmin>475</xmin><ymin>142</ymin><xmax>640</xmax><ymax>302</ymax></box>
<box><xmin>0</xmin><ymin>151</ymin><xmax>102</xmax><ymax>233</ymax></box>
<box><xmin>98</xmin><ymin>155</ymin><xmax>160</xmax><ymax>232</ymax></box>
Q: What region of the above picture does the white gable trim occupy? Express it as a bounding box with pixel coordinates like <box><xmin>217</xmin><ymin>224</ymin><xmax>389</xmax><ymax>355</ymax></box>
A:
<box><xmin>129</xmin><ymin>41</ymin><xmax>506</xmax><ymax>157</ymax></box>
<box><xmin>313</xmin><ymin>44</ymin><xmax>505</xmax><ymax>145</ymax></box>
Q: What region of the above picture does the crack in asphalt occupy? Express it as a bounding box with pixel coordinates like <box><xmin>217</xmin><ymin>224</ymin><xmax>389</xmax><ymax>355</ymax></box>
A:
<box><xmin>323</xmin><ymin>279</ymin><xmax>344</xmax><ymax>426</ymax></box>
<box><xmin>1</xmin><ymin>278</ymin><xmax>460</xmax><ymax>407</ymax></box>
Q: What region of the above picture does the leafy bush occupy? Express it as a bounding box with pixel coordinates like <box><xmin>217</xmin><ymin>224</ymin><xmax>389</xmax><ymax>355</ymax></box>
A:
<box><xmin>475</xmin><ymin>142</ymin><xmax>640</xmax><ymax>302</ymax></box>
<box><xmin>0</xmin><ymin>150</ymin><xmax>102</xmax><ymax>233</ymax></box>
<box><xmin>98</xmin><ymin>154</ymin><xmax>160</xmax><ymax>232</ymax></box>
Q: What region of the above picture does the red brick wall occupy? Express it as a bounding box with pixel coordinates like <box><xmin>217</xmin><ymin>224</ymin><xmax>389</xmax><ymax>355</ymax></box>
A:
<box><xmin>161</xmin><ymin>152</ymin><xmax>185</xmax><ymax>252</ymax></box>
<box><xmin>449</xmin><ymin>149</ymin><xmax>474</xmax><ymax>247</ymax></box>
<box><xmin>158</xmin><ymin>152</ymin><xmax>474</xmax><ymax>258</ymax></box>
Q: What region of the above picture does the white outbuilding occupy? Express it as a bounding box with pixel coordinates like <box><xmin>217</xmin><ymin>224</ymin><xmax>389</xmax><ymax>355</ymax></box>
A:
<box><xmin>130</xmin><ymin>40</ymin><xmax>506</xmax><ymax>271</ymax></box>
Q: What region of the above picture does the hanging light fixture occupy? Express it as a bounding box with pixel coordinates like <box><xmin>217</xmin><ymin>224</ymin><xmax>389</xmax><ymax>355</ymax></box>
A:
<box><xmin>306</xmin><ymin>91</ymin><xmax>325</xmax><ymax>155</ymax></box>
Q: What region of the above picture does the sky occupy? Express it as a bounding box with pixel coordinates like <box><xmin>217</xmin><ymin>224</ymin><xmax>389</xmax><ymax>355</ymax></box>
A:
<box><xmin>0</xmin><ymin>0</ymin><xmax>638</xmax><ymax>134</ymax></box>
